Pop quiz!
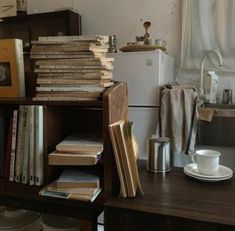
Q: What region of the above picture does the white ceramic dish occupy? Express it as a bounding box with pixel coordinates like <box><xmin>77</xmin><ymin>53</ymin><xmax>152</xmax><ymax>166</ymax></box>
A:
<box><xmin>184</xmin><ymin>163</ymin><xmax>233</xmax><ymax>182</ymax></box>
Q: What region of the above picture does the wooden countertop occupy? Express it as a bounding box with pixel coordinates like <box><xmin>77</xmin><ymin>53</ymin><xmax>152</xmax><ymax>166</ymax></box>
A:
<box><xmin>105</xmin><ymin>160</ymin><xmax>235</xmax><ymax>226</ymax></box>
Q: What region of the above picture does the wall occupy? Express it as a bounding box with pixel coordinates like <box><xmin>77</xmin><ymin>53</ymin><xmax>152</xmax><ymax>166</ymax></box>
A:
<box><xmin>27</xmin><ymin>0</ymin><xmax>182</xmax><ymax>65</ymax></box>
<box><xmin>27</xmin><ymin>0</ymin><xmax>76</xmax><ymax>14</ymax></box>
<box><xmin>27</xmin><ymin>0</ymin><xmax>235</xmax><ymax>101</ymax></box>
<box><xmin>27</xmin><ymin>1</ymin><xmax>235</xmax><ymax>166</ymax></box>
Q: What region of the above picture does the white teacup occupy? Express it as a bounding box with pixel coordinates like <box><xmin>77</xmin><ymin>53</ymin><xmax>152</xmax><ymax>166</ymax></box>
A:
<box><xmin>192</xmin><ymin>149</ymin><xmax>221</xmax><ymax>175</ymax></box>
<box><xmin>147</xmin><ymin>38</ymin><xmax>155</xmax><ymax>45</ymax></box>
<box><xmin>155</xmin><ymin>39</ymin><xmax>167</xmax><ymax>47</ymax></box>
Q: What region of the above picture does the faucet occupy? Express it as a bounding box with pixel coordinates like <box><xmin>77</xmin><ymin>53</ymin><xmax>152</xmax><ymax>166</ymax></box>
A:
<box><xmin>199</xmin><ymin>49</ymin><xmax>223</xmax><ymax>98</ymax></box>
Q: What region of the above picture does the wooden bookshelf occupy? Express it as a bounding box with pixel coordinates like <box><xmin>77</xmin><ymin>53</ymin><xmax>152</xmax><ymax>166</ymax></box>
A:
<box><xmin>0</xmin><ymin>10</ymin><xmax>81</xmax><ymax>73</ymax></box>
<box><xmin>0</xmin><ymin>82</ymin><xmax>128</xmax><ymax>231</ymax></box>
<box><xmin>0</xmin><ymin>10</ymin><xmax>81</xmax><ymax>47</ymax></box>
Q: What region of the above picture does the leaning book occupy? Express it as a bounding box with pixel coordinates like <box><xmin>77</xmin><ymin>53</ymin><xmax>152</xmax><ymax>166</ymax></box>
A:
<box><xmin>108</xmin><ymin>120</ymin><xmax>143</xmax><ymax>198</ymax></box>
<box><xmin>0</xmin><ymin>39</ymin><xmax>25</xmax><ymax>97</ymax></box>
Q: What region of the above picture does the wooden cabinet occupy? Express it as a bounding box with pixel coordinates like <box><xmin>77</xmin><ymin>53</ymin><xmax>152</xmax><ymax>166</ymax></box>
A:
<box><xmin>0</xmin><ymin>10</ymin><xmax>81</xmax><ymax>47</ymax></box>
<box><xmin>0</xmin><ymin>10</ymin><xmax>81</xmax><ymax>72</ymax></box>
<box><xmin>0</xmin><ymin>82</ymin><xmax>128</xmax><ymax>231</ymax></box>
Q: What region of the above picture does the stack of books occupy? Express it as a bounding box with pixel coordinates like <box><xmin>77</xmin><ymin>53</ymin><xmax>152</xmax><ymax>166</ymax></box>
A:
<box><xmin>40</xmin><ymin>168</ymin><xmax>101</xmax><ymax>202</ymax></box>
<box><xmin>108</xmin><ymin>120</ymin><xmax>143</xmax><ymax>198</ymax></box>
<box><xmin>30</xmin><ymin>35</ymin><xmax>114</xmax><ymax>101</ymax></box>
<box><xmin>48</xmin><ymin>133</ymin><xmax>103</xmax><ymax>166</ymax></box>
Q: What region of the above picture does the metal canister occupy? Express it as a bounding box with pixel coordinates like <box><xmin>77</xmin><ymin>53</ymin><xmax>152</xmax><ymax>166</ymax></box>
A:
<box><xmin>147</xmin><ymin>136</ymin><xmax>171</xmax><ymax>173</ymax></box>
<box><xmin>108</xmin><ymin>35</ymin><xmax>117</xmax><ymax>53</ymax></box>
<box><xmin>222</xmin><ymin>89</ymin><xmax>232</xmax><ymax>104</ymax></box>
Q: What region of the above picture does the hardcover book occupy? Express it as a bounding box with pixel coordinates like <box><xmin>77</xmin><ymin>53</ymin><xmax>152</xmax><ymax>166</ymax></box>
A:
<box><xmin>21</xmin><ymin>109</ymin><xmax>30</xmax><ymax>184</ymax></box>
<box><xmin>4</xmin><ymin>118</ymin><xmax>13</xmax><ymax>179</ymax></box>
<box><xmin>29</xmin><ymin>106</ymin><xmax>35</xmax><ymax>185</ymax></box>
<box><xmin>108</xmin><ymin>120</ymin><xmax>143</xmax><ymax>197</ymax></box>
<box><xmin>48</xmin><ymin>168</ymin><xmax>100</xmax><ymax>190</ymax></box>
<box><xmin>35</xmin><ymin>105</ymin><xmax>44</xmax><ymax>186</ymax></box>
<box><xmin>9</xmin><ymin>109</ymin><xmax>18</xmax><ymax>181</ymax></box>
<box><xmin>39</xmin><ymin>186</ymin><xmax>101</xmax><ymax>202</ymax></box>
<box><xmin>56</xmin><ymin>133</ymin><xmax>103</xmax><ymax>154</ymax></box>
<box><xmin>0</xmin><ymin>39</ymin><xmax>25</xmax><ymax>97</ymax></box>
<box><xmin>48</xmin><ymin>151</ymin><xmax>101</xmax><ymax>166</ymax></box>
<box><xmin>0</xmin><ymin>115</ymin><xmax>9</xmax><ymax>177</ymax></box>
<box><xmin>14</xmin><ymin>105</ymin><xmax>28</xmax><ymax>182</ymax></box>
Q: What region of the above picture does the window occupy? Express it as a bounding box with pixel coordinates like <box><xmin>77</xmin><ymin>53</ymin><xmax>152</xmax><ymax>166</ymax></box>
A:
<box><xmin>181</xmin><ymin>0</ymin><xmax>235</xmax><ymax>71</ymax></box>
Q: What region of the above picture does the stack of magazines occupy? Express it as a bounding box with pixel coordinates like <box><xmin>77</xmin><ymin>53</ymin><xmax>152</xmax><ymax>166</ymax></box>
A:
<box><xmin>30</xmin><ymin>35</ymin><xmax>114</xmax><ymax>101</ymax></box>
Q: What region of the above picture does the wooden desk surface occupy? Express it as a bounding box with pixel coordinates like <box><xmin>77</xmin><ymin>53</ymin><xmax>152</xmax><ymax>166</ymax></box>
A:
<box><xmin>105</xmin><ymin>160</ymin><xmax>235</xmax><ymax>227</ymax></box>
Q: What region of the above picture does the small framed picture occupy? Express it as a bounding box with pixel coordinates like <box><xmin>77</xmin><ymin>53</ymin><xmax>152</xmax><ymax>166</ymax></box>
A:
<box><xmin>0</xmin><ymin>39</ymin><xmax>25</xmax><ymax>97</ymax></box>
<box><xmin>0</xmin><ymin>62</ymin><xmax>11</xmax><ymax>86</ymax></box>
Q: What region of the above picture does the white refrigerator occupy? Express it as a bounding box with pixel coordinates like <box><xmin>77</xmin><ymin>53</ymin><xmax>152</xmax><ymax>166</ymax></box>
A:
<box><xmin>109</xmin><ymin>50</ymin><xmax>174</xmax><ymax>159</ymax></box>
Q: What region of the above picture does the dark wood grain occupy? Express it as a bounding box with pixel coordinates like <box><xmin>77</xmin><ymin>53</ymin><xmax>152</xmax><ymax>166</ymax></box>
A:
<box><xmin>0</xmin><ymin>83</ymin><xmax>128</xmax><ymax>231</ymax></box>
<box><xmin>0</xmin><ymin>98</ymin><xmax>103</xmax><ymax>106</ymax></box>
<box><xmin>198</xmin><ymin>118</ymin><xmax>235</xmax><ymax>147</ymax></box>
<box><xmin>0</xmin><ymin>10</ymin><xmax>81</xmax><ymax>40</ymax></box>
<box><xmin>105</xmin><ymin>160</ymin><xmax>235</xmax><ymax>231</ymax></box>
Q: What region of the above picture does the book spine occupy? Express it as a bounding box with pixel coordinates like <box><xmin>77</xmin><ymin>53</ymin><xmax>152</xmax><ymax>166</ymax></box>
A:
<box><xmin>33</xmin><ymin>96</ymin><xmax>98</xmax><ymax>101</ymax></box>
<box><xmin>39</xmin><ymin>189</ymin><xmax>69</xmax><ymax>199</ymax></box>
<box><xmin>0</xmin><ymin>116</ymin><xmax>7</xmax><ymax>177</ymax></box>
<box><xmin>29</xmin><ymin>106</ymin><xmax>35</xmax><ymax>185</ymax></box>
<box><xmin>36</xmin><ymin>86</ymin><xmax>104</xmax><ymax>92</ymax></box>
<box><xmin>15</xmin><ymin>105</ymin><xmax>28</xmax><ymax>182</ymax></box>
<box><xmin>48</xmin><ymin>154</ymin><xmax>99</xmax><ymax>166</ymax></box>
<box><xmin>68</xmin><ymin>188</ymin><xmax>101</xmax><ymax>202</ymax></box>
<box><xmin>36</xmin><ymin>78</ymin><xmax>102</xmax><ymax>85</ymax></box>
<box><xmin>9</xmin><ymin>110</ymin><xmax>18</xmax><ymax>181</ymax></box>
<box><xmin>4</xmin><ymin>118</ymin><xmax>13</xmax><ymax>179</ymax></box>
<box><xmin>35</xmin><ymin>106</ymin><xmax>44</xmax><ymax>186</ymax></box>
<box><xmin>21</xmin><ymin>107</ymin><xmax>31</xmax><ymax>184</ymax></box>
<box><xmin>38</xmin><ymin>35</ymin><xmax>109</xmax><ymax>42</ymax></box>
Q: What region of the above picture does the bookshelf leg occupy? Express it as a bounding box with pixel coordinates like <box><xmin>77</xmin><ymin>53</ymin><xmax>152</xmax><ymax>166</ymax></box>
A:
<box><xmin>80</xmin><ymin>219</ymin><xmax>97</xmax><ymax>231</ymax></box>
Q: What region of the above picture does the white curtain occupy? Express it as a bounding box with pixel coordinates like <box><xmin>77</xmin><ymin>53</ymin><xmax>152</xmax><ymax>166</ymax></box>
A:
<box><xmin>181</xmin><ymin>0</ymin><xmax>235</xmax><ymax>71</ymax></box>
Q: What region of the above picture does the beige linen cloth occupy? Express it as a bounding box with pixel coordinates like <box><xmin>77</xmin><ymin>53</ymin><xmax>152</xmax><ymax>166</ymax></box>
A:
<box><xmin>159</xmin><ymin>87</ymin><xmax>199</xmax><ymax>155</ymax></box>
<box><xmin>197</xmin><ymin>107</ymin><xmax>215</xmax><ymax>122</ymax></box>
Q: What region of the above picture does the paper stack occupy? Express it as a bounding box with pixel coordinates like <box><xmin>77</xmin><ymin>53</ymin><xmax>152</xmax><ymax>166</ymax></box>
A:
<box><xmin>40</xmin><ymin>168</ymin><xmax>101</xmax><ymax>202</ymax></box>
<box><xmin>30</xmin><ymin>35</ymin><xmax>114</xmax><ymax>101</ymax></box>
<box><xmin>48</xmin><ymin>133</ymin><xmax>103</xmax><ymax>166</ymax></box>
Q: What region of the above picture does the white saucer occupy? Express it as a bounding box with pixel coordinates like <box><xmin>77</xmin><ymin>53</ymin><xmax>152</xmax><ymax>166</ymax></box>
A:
<box><xmin>184</xmin><ymin>163</ymin><xmax>233</xmax><ymax>182</ymax></box>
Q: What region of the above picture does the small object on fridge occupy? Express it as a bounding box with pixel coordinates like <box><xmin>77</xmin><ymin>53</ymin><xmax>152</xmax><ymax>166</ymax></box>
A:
<box><xmin>222</xmin><ymin>89</ymin><xmax>233</xmax><ymax>104</ymax></box>
<box><xmin>203</xmin><ymin>71</ymin><xmax>218</xmax><ymax>104</ymax></box>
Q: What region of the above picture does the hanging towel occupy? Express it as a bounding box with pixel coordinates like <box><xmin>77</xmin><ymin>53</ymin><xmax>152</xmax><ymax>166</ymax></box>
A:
<box><xmin>159</xmin><ymin>86</ymin><xmax>199</xmax><ymax>155</ymax></box>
